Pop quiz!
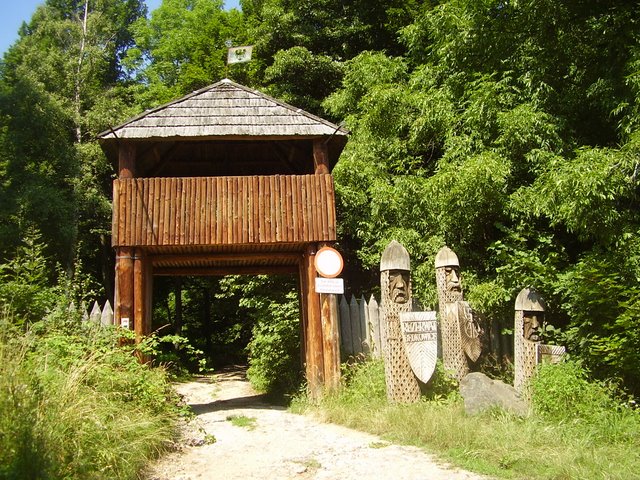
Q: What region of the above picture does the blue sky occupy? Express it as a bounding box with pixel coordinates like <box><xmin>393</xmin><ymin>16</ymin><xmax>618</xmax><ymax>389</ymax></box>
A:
<box><xmin>0</xmin><ymin>0</ymin><xmax>241</xmax><ymax>55</ymax></box>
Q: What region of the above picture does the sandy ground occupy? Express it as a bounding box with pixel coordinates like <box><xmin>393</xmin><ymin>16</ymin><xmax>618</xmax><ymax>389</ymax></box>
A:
<box><xmin>145</xmin><ymin>366</ymin><xmax>490</xmax><ymax>480</ymax></box>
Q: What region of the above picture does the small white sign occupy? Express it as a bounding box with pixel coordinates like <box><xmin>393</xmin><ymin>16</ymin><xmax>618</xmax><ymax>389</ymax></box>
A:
<box><xmin>121</xmin><ymin>317</ymin><xmax>130</xmax><ymax>329</ymax></box>
<box><xmin>315</xmin><ymin>277</ymin><xmax>344</xmax><ymax>294</ymax></box>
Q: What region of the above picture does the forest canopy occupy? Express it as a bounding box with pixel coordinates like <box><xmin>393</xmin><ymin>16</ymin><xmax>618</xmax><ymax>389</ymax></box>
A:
<box><xmin>0</xmin><ymin>0</ymin><xmax>639</xmax><ymax>394</ymax></box>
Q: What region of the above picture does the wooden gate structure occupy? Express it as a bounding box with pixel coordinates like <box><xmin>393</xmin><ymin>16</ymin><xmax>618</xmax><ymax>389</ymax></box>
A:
<box><xmin>98</xmin><ymin>79</ymin><xmax>348</xmax><ymax>394</ymax></box>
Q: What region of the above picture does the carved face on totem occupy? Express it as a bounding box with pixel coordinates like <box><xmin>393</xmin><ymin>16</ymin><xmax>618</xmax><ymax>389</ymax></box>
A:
<box><xmin>523</xmin><ymin>311</ymin><xmax>543</xmax><ymax>342</ymax></box>
<box><xmin>388</xmin><ymin>270</ymin><xmax>410</xmax><ymax>304</ymax></box>
<box><xmin>444</xmin><ymin>266</ymin><xmax>461</xmax><ymax>292</ymax></box>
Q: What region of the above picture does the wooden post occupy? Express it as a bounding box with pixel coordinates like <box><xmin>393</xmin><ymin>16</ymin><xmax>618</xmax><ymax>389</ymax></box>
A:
<box><xmin>118</xmin><ymin>142</ymin><xmax>136</xmax><ymax>178</ymax></box>
<box><xmin>339</xmin><ymin>295</ymin><xmax>352</xmax><ymax>357</ymax></box>
<box><xmin>303</xmin><ymin>244</ymin><xmax>324</xmax><ymax>399</ymax></box>
<box><xmin>321</xmin><ymin>293</ymin><xmax>340</xmax><ymax>392</ymax></box>
<box><xmin>313</xmin><ymin>139</ymin><xmax>330</xmax><ymax>175</ymax></box>
<box><xmin>133</xmin><ymin>249</ymin><xmax>146</xmax><ymax>341</ymax></box>
<box><xmin>115</xmin><ymin>246</ymin><xmax>135</xmax><ymax>328</ymax></box>
<box><xmin>297</xmin><ymin>263</ymin><xmax>308</xmax><ymax>375</ymax></box>
<box><xmin>145</xmin><ymin>256</ymin><xmax>153</xmax><ymax>338</ymax></box>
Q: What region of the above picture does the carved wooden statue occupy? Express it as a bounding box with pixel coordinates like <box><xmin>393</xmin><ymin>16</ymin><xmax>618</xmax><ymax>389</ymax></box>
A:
<box><xmin>380</xmin><ymin>240</ymin><xmax>421</xmax><ymax>403</ymax></box>
<box><xmin>514</xmin><ymin>287</ymin><xmax>565</xmax><ymax>396</ymax></box>
<box><xmin>435</xmin><ymin>246</ymin><xmax>483</xmax><ymax>381</ymax></box>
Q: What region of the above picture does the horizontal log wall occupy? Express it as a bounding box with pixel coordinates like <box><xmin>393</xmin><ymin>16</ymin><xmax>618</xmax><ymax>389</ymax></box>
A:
<box><xmin>112</xmin><ymin>175</ymin><xmax>336</xmax><ymax>247</ymax></box>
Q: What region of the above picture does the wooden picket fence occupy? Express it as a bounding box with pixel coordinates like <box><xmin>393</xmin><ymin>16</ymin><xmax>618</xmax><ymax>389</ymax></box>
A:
<box><xmin>81</xmin><ymin>300</ymin><xmax>114</xmax><ymax>326</ymax></box>
<box><xmin>338</xmin><ymin>295</ymin><xmax>383</xmax><ymax>359</ymax></box>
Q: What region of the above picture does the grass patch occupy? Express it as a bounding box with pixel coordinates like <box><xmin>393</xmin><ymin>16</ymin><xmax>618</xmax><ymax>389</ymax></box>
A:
<box><xmin>294</xmin><ymin>359</ymin><xmax>640</xmax><ymax>479</ymax></box>
<box><xmin>226</xmin><ymin>414</ymin><xmax>257</xmax><ymax>430</ymax></box>
<box><xmin>0</xmin><ymin>314</ymin><xmax>181</xmax><ymax>479</ymax></box>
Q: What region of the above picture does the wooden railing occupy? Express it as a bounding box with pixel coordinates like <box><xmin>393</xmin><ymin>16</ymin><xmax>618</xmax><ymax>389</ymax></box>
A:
<box><xmin>112</xmin><ymin>174</ymin><xmax>336</xmax><ymax>247</ymax></box>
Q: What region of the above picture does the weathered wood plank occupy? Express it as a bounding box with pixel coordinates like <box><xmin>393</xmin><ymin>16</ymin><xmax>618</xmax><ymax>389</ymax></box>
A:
<box><xmin>250</xmin><ymin>176</ymin><xmax>258</xmax><ymax>242</ymax></box>
<box><xmin>215</xmin><ymin>176</ymin><xmax>222</xmax><ymax>243</ymax></box>
<box><xmin>300</xmin><ymin>176</ymin><xmax>308</xmax><ymax>241</ymax></box>
<box><xmin>193</xmin><ymin>177</ymin><xmax>202</xmax><ymax>245</ymax></box>
<box><xmin>112</xmin><ymin>175</ymin><xmax>336</xmax><ymax>247</ymax></box>
<box><xmin>349</xmin><ymin>296</ymin><xmax>362</xmax><ymax>354</ymax></box>
<box><xmin>125</xmin><ymin>179</ymin><xmax>134</xmax><ymax>246</ymax></box>
<box><xmin>274</xmin><ymin>175</ymin><xmax>282</xmax><ymax>242</ymax></box>
<box><xmin>258</xmin><ymin>176</ymin><xmax>265</xmax><ymax>242</ymax></box>
<box><xmin>267</xmin><ymin>175</ymin><xmax>275</xmax><ymax>242</ymax></box>
<box><xmin>153</xmin><ymin>177</ymin><xmax>162</xmax><ymax>245</ymax></box>
<box><xmin>112</xmin><ymin>181</ymin><xmax>120</xmax><ymax>246</ymax></box>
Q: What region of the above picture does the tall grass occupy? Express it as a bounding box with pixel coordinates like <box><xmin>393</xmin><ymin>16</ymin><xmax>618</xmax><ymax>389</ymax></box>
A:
<box><xmin>0</xmin><ymin>314</ymin><xmax>180</xmax><ymax>479</ymax></box>
<box><xmin>295</xmin><ymin>359</ymin><xmax>640</xmax><ymax>479</ymax></box>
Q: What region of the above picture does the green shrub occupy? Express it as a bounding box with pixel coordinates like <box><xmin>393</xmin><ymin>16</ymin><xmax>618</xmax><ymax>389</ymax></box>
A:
<box><xmin>422</xmin><ymin>360</ymin><xmax>460</xmax><ymax>401</ymax></box>
<box><xmin>531</xmin><ymin>360</ymin><xmax>615</xmax><ymax>421</ymax></box>
<box><xmin>339</xmin><ymin>357</ymin><xmax>387</xmax><ymax>403</ymax></box>
<box><xmin>0</xmin><ymin>315</ymin><xmax>180</xmax><ymax>479</ymax></box>
<box><xmin>246</xmin><ymin>289</ymin><xmax>301</xmax><ymax>394</ymax></box>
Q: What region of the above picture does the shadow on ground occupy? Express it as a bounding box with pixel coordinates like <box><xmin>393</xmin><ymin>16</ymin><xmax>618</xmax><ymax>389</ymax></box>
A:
<box><xmin>186</xmin><ymin>365</ymin><xmax>290</xmax><ymax>415</ymax></box>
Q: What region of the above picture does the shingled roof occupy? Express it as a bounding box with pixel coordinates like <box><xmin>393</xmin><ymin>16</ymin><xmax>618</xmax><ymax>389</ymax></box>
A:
<box><xmin>98</xmin><ymin>78</ymin><xmax>348</xmax><ymax>140</ymax></box>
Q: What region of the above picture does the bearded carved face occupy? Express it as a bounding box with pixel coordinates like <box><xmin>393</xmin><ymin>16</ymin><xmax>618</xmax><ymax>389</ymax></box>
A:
<box><xmin>444</xmin><ymin>266</ymin><xmax>461</xmax><ymax>292</ymax></box>
<box><xmin>523</xmin><ymin>311</ymin><xmax>542</xmax><ymax>342</ymax></box>
<box><xmin>388</xmin><ymin>270</ymin><xmax>410</xmax><ymax>304</ymax></box>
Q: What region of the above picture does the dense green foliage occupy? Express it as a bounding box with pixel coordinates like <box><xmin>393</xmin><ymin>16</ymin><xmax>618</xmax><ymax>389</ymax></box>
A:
<box><xmin>295</xmin><ymin>359</ymin><xmax>640</xmax><ymax>479</ymax></box>
<box><xmin>0</xmin><ymin>315</ymin><xmax>179</xmax><ymax>479</ymax></box>
<box><xmin>1</xmin><ymin>0</ymin><xmax>639</xmax><ymax>401</ymax></box>
<box><xmin>325</xmin><ymin>1</ymin><xmax>640</xmax><ymax>393</ymax></box>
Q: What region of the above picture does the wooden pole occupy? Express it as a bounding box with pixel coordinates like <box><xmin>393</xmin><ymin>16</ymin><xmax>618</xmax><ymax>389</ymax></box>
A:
<box><xmin>297</xmin><ymin>259</ymin><xmax>308</xmax><ymax>377</ymax></box>
<box><xmin>116</xmin><ymin>246</ymin><xmax>135</xmax><ymax>328</ymax></box>
<box><xmin>133</xmin><ymin>249</ymin><xmax>145</xmax><ymax>342</ymax></box>
<box><xmin>313</xmin><ymin>139</ymin><xmax>330</xmax><ymax>175</ymax></box>
<box><xmin>321</xmin><ymin>293</ymin><xmax>340</xmax><ymax>392</ymax></box>
<box><xmin>118</xmin><ymin>142</ymin><xmax>136</xmax><ymax>178</ymax></box>
<box><xmin>145</xmin><ymin>256</ymin><xmax>153</xmax><ymax>337</ymax></box>
<box><xmin>303</xmin><ymin>244</ymin><xmax>324</xmax><ymax>399</ymax></box>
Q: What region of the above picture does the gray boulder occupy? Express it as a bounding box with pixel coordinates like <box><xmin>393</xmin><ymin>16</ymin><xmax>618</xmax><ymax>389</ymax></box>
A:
<box><xmin>459</xmin><ymin>372</ymin><xmax>529</xmax><ymax>416</ymax></box>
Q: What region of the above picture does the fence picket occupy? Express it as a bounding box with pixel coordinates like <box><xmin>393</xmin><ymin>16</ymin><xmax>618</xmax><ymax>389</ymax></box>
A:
<box><xmin>368</xmin><ymin>295</ymin><xmax>381</xmax><ymax>358</ymax></box>
<box><xmin>101</xmin><ymin>301</ymin><xmax>114</xmax><ymax>326</ymax></box>
<box><xmin>359</xmin><ymin>295</ymin><xmax>369</xmax><ymax>355</ymax></box>
<box><xmin>339</xmin><ymin>295</ymin><xmax>353</xmax><ymax>356</ymax></box>
<box><xmin>349</xmin><ymin>296</ymin><xmax>362</xmax><ymax>353</ymax></box>
<box><xmin>335</xmin><ymin>294</ymin><xmax>388</xmax><ymax>359</ymax></box>
<box><xmin>89</xmin><ymin>301</ymin><xmax>102</xmax><ymax>323</ymax></box>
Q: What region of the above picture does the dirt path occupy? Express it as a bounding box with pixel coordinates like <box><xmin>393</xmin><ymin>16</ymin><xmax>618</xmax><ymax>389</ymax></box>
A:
<box><xmin>146</xmin><ymin>366</ymin><xmax>489</xmax><ymax>480</ymax></box>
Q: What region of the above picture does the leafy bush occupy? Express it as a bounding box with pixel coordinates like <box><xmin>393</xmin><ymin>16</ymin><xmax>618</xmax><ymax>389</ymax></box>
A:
<box><xmin>0</xmin><ymin>230</ymin><xmax>58</xmax><ymax>323</ymax></box>
<box><xmin>0</xmin><ymin>315</ymin><xmax>180</xmax><ymax>479</ymax></box>
<box><xmin>530</xmin><ymin>359</ymin><xmax>625</xmax><ymax>423</ymax></box>
<box><xmin>246</xmin><ymin>287</ymin><xmax>301</xmax><ymax>394</ymax></box>
<box><xmin>423</xmin><ymin>360</ymin><xmax>460</xmax><ymax>401</ymax></box>
<box><xmin>339</xmin><ymin>357</ymin><xmax>387</xmax><ymax>403</ymax></box>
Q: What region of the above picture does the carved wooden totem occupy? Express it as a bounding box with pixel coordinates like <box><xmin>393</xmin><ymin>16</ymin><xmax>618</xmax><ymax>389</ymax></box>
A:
<box><xmin>435</xmin><ymin>246</ymin><xmax>482</xmax><ymax>381</ymax></box>
<box><xmin>380</xmin><ymin>240</ymin><xmax>421</xmax><ymax>403</ymax></box>
<box><xmin>514</xmin><ymin>287</ymin><xmax>564</xmax><ymax>397</ymax></box>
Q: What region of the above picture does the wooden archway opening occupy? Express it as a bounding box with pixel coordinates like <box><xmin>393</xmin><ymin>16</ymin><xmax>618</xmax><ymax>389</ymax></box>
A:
<box><xmin>115</xmin><ymin>243</ymin><xmax>339</xmax><ymax>398</ymax></box>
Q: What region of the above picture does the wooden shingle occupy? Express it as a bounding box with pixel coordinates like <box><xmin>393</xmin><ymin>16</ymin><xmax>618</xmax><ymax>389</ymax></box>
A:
<box><xmin>98</xmin><ymin>79</ymin><xmax>348</xmax><ymax>140</ymax></box>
